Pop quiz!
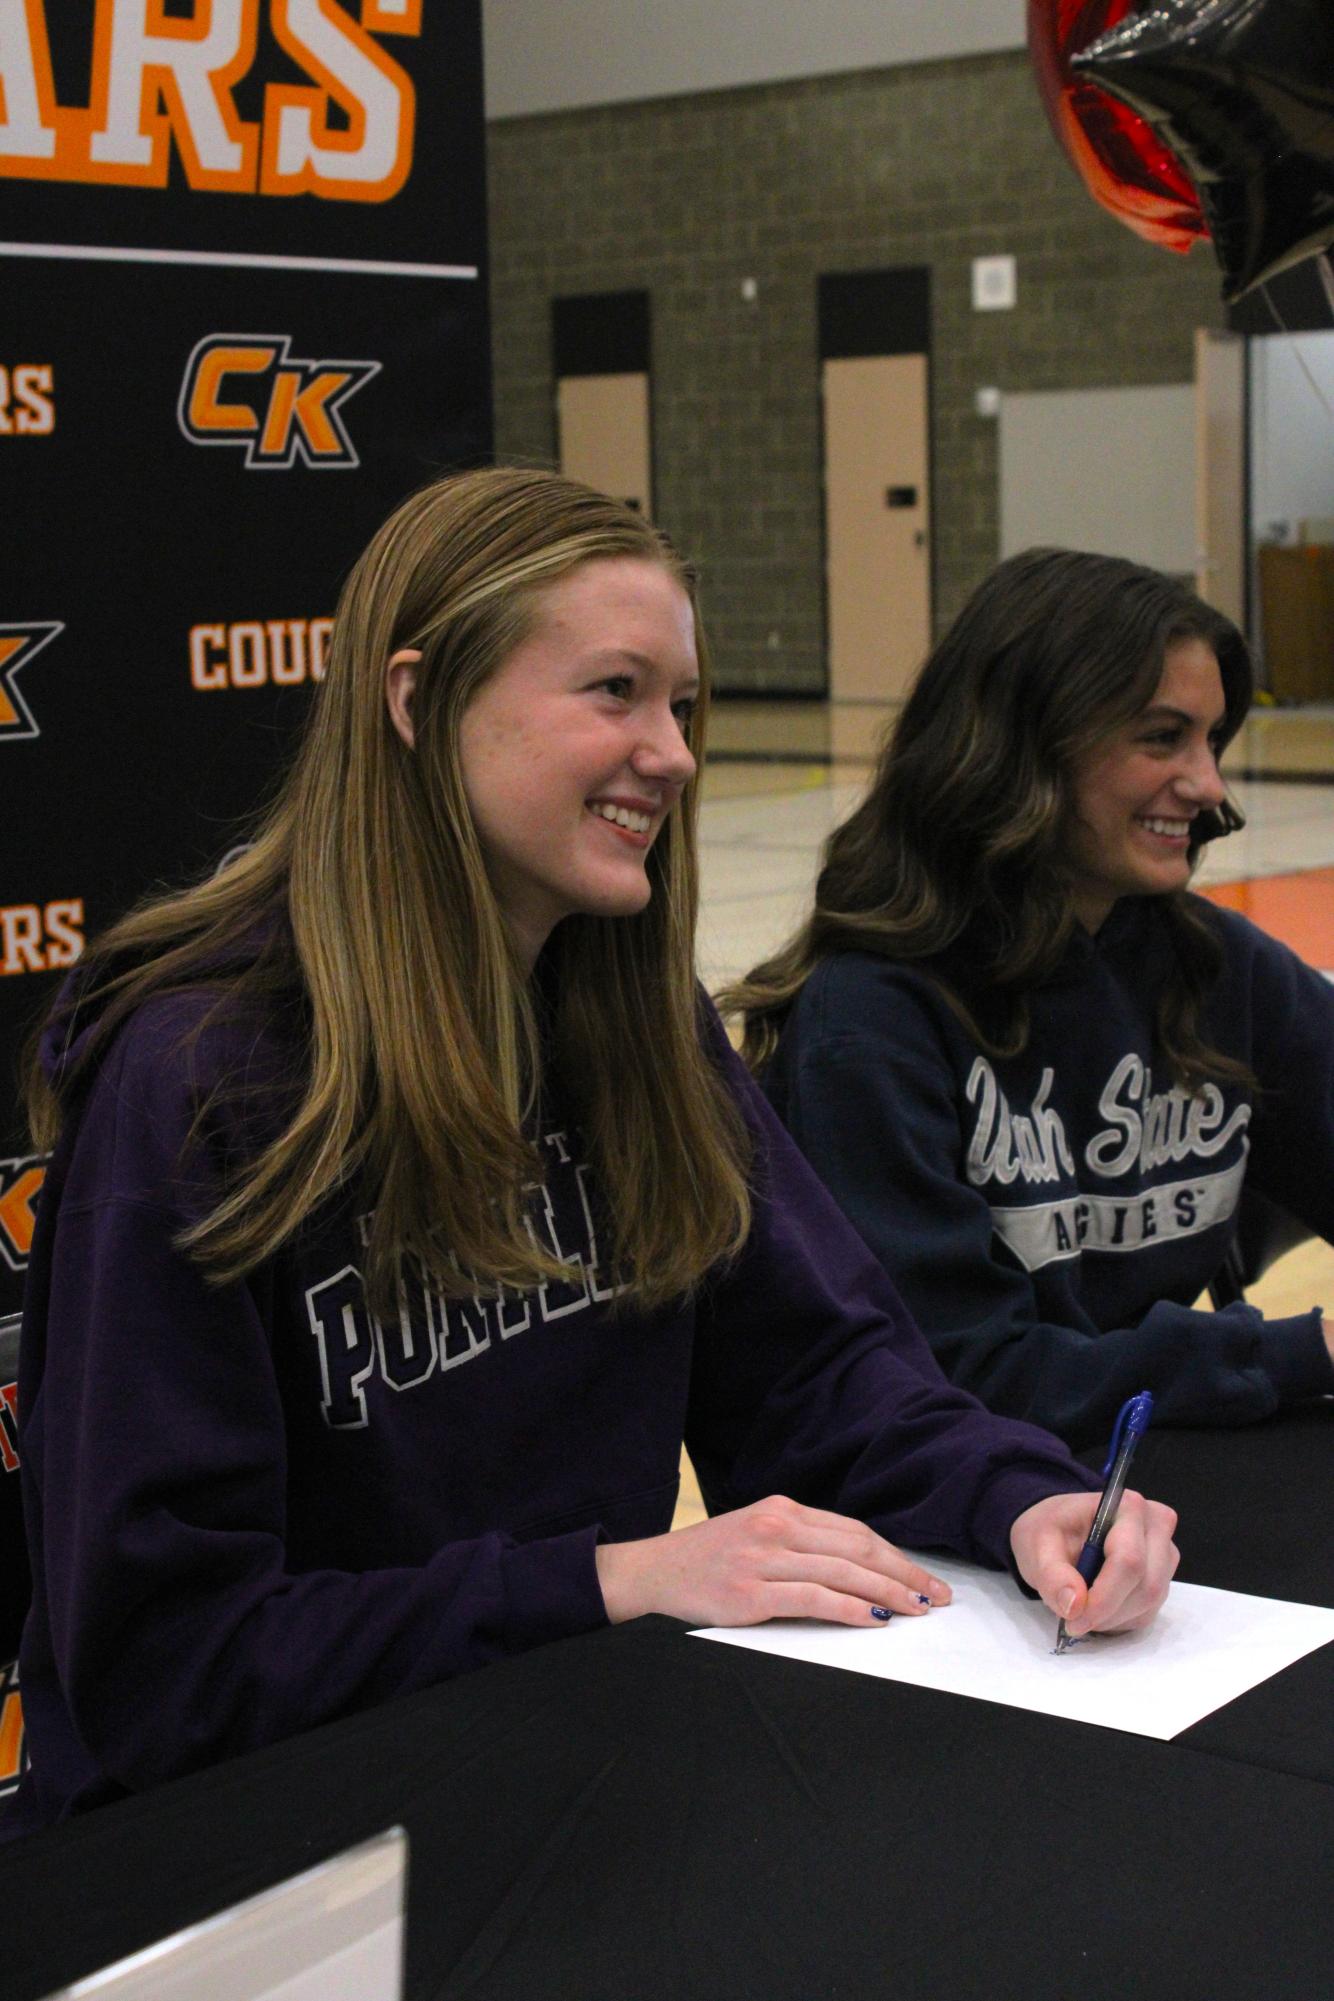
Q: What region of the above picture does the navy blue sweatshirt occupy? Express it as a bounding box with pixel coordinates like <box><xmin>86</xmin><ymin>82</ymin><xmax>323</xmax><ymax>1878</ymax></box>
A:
<box><xmin>765</xmin><ymin>897</ymin><xmax>1334</xmax><ymax>1451</ymax></box>
<box><xmin>8</xmin><ymin>984</ymin><xmax>1095</xmax><ymax>1834</ymax></box>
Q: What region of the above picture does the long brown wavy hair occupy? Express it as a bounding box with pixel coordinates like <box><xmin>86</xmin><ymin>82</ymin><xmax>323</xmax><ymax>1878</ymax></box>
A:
<box><xmin>723</xmin><ymin>547</ymin><xmax>1253</xmax><ymax>1089</ymax></box>
<box><xmin>28</xmin><ymin>467</ymin><xmax>751</xmax><ymax>1313</ymax></box>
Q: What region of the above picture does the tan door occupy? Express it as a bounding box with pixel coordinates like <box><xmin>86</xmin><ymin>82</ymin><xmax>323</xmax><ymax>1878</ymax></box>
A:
<box><xmin>823</xmin><ymin>352</ymin><xmax>931</xmax><ymax>703</ymax></box>
<box><xmin>557</xmin><ymin>371</ymin><xmax>651</xmax><ymax>514</ymax></box>
<box><xmin>1194</xmin><ymin>328</ymin><xmax>1246</xmax><ymax>626</ymax></box>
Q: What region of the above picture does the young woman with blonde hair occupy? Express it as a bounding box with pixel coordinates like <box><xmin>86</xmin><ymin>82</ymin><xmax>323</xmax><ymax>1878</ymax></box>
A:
<box><xmin>10</xmin><ymin>477</ymin><xmax>1174</xmax><ymax>1833</ymax></box>
<box><xmin>728</xmin><ymin>548</ymin><xmax>1334</xmax><ymax>1450</ymax></box>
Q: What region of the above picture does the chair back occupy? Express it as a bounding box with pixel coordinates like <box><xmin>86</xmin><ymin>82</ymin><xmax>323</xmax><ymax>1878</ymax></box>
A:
<box><xmin>1208</xmin><ymin>1188</ymin><xmax>1314</xmax><ymax>1311</ymax></box>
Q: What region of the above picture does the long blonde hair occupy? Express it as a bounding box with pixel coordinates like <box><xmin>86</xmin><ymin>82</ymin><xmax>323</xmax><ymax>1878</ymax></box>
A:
<box><xmin>30</xmin><ymin>467</ymin><xmax>751</xmax><ymax>1312</ymax></box>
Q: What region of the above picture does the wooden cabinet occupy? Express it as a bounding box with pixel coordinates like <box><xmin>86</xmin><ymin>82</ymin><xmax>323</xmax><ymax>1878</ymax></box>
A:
<box><xmin>1257</xmin><ymin>544</ymin><xmax>1334</xmax><ymax>701</ymax></box>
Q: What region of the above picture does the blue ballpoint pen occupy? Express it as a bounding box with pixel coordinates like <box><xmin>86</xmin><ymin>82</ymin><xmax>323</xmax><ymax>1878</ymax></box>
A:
<box><xmin>1054</xmin><ymin>1389</ymin><xmax>1155</xmax><ymax>1655</ymax></box>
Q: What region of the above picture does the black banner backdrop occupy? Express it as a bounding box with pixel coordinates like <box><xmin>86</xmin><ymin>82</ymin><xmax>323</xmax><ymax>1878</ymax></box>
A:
<box><xmin>0</xmin><ymin>1</ymin><xmax>492</xmax><ymax>1321</ymax></box>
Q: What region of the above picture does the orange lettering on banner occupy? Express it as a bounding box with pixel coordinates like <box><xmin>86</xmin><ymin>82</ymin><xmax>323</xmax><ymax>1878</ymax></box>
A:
<box><xmin>179</xmin><ymin>337</ymin><xmax>378</xmax><ymax>465</ymax></box>
<box><xmin>186</xmin><ymin>343</ymin><xmax>270</xmax><ymax>434</ymax></box>
<box><xmin>228</xmin><ymin>621</ymin><xmax>266</xmax><ymax>685</ymax></box>
<box><xmin>85</xmin><ymin>0</ymin><xmax>263</xmax><ymax>191</ymax></box>
<box><xmin>0</xmin><ymin>364</ymin><xmax>56</xmax><ymax>435</ymax></box>
<box><xmin>257</xmin><ymin>367</ymin><xmax>298</xmax><ymax>456</ymax></box>
<box><xmin>261</xmin><ymin>0</ymin><xmax>416</xmax><ymax>202</ymax></box>
<box><xmin>266</xmin><ymin>367</ymin><xmax>351</xmax><ymax>457</ymax></box>
<box><xmin>189</xmin><ymin>621</ymin><xmax>227</xmax><ymax>689</ymax></box>
<box><xmin>0</xmin><ymin>622</ymin><xmax>60</xmax><ymax>739</ymax></box>
<box><xmin>41</xmin><ymin>900</ymin><xmax>84</xmax><ymax>968</ymax></box>
<box><xmin>0</xmin><ymin>0</ymin><xmax>57</xmax><ymax>162</ymax></box>
<box><xmin>0</xmin><ymin>0</ymin><xmax>263</xmax><ymax>192</ymax></box>
<box><xmin>267</xmin><ymin>617</ymin><xmax>303</xmax><ymax>682</ymax></box>
<box><xmin>0</xmin><ymin>901</ymin><xmax>84</xmax><ymax>976</ymax></box>
<box><xmin>0</xmin><ymin>1677</ymin><xmax>24</xmax><ymax>1788</ymax></box>
<box><xmin>0</xmin><ymin>1380</ymin><xmax>18</xmax><ymax>1472</ymax></box>
<box><xmin>189</xmin><ymin>612</ymin><xmax>332</xmax><ymax>684</ymax></box>
<box><xmin>190</xmin><ymin>617</ymin><xmax>332</xmax><ymax>688</ymax></box>
<box><xmin>0</xmin><ymin>1157</ymin><xmax>46</xmax><ymax>1271</ymax></box>
<box><xmin>0</xmin><ymin>1166</ymin><xmax>42</xmax><ymax>1261</ymax></box>
<box><xmin>0</xmin><ymin>0</ymin><xmax>421</xmax><ymax>199</ymax></box>
<box><xmin>0</xmin><ymin>638</ymin><xmax>23</xmax><ymax>727</ymax></box>
<box><xmin>0</xmin><ymin>908</ymin><xmax>42</xmax><ymax>972</ymax></box>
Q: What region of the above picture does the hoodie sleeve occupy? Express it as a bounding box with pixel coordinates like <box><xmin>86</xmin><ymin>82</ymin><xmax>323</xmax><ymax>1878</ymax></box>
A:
<box><xmin>21</xmin><ymin>1002</ymin><xmax>607</xmax><ymax>1800</ymax></box>
<box><xmin>684</xmin><ymin>1011</ymin><xmax>1098</xmax><ymax>1571</ymax></box>
<box><xmin>1232</xmin><ymin>910</ymin><xmax>1334</xmax><ymax>1248</ymax></box>
<box><xmin>769</xmin><ymin>965</ymin><xmax>1333</xmax><ymax>1453</ymax></box>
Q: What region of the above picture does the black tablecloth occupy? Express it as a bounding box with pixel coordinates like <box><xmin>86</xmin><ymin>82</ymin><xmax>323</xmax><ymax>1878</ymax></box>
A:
<box><xmin>1121</xmin><ymin>1405</ymin><xmax>1334</xmax><ymax>1789</ymax></box>
<box><xmin>4</xmin><ymin>1407</ymin><xmax>1332</xmax><ymax>2001</ymax></box>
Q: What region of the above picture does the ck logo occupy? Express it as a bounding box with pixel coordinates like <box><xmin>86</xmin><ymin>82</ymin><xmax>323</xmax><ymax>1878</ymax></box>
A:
<box><xmin>0</xmin><ymin>1158</ymin><xmax>45</xmax><ymax>1273</ymax></box>
<box><xmin>0</xmin><ymin>623</ymin><xmax>61</xmax><ymax>742</ymax></box>
<box><xmin>178</xmin><ymin>336</ymin><xmax>380</xmax><ymax>468</ymax></box>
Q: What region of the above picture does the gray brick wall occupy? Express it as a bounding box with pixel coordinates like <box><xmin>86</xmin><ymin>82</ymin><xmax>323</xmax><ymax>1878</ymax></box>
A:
<box><xmin>488</xmin><ymin>52</ymin><xmax>1225</xmax><ymax>694</ymax></box>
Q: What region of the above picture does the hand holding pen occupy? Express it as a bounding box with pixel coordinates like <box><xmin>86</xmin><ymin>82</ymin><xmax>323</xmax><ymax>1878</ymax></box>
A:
<box><xmin>1057</xmin><ymin>1390</ymin><xmax>1156</xmax><ymax>1654</ymax></box>
<box><xmin>1007</xmin><ymin>1392</ymin><xmax>1178</xmax><ymax>1644</ymax></box>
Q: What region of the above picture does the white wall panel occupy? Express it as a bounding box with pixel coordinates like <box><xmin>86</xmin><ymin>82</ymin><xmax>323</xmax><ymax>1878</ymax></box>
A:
<box><xmin>1000</xmin><ymin>385</ymin><xmax>1198</xmax><ymax>577</ymax></box>
<box><xmin>1250</xmin><ymin>333</ymin><xmax>1334</xmax><ymax>543</ymax></box>
<box><xmin>483</xmin><ymin>0</ymin><xmax>1024</xmax><ymax>119</ymax></box>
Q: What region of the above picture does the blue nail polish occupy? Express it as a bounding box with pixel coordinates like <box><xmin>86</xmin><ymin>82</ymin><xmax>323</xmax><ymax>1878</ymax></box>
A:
<box><xmin>871</xmin><ymin>1605</ymin><xmax>892</xmax><ymax>1622</ymax></box>
<box><xmin>916</xmin><ymin>1593</ymin><xmax>931</xmax><ymax>1606</ymax></box>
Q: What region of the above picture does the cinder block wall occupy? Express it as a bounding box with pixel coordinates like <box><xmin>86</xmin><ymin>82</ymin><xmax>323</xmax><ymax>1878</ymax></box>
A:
<box><xmin>487</xmin><ymin>51</ymin><xmax>1225</xmax><ymax>694</ymax></box>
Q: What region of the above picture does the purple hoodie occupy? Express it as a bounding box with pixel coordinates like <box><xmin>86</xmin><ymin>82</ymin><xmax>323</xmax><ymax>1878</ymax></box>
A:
<box><xmin>7</xmin><ymin>981</ymin><xmax>1096</xmax><ymax>1833</ymax></box>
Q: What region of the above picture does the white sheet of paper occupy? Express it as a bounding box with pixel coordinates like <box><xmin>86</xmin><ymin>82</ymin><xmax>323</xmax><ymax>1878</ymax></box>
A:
<box><xmin>691</xmin><ymin>1555</ymin><xmax>1334</xmax><ymax>1740</ymax></box>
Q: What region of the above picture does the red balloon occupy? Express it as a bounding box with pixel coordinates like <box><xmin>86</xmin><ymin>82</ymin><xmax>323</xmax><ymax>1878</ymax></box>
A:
<box><xmin>1075</xmin><ymin>0</ymin><xmax>1334</xmax><ymax>302</ymax></box>
<box><xmin>1028</xmin><ymin>0</ymin><xmax>1207</xmax><ymax>253</ymax></box>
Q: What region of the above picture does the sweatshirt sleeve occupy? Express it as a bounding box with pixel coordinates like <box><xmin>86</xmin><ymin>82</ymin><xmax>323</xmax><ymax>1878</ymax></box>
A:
<box><xmin>684</xmin><ymin>1014</ymin><xmax>1098</xmax><ymax>1572</ymax></box>
<box><xmin>772</xmin><ymin>969</ymin><xmax>1333</xmax><ymax>1452</ymax></box>
<box><xmin>1233</xmin><ymin>912</ymin><xmax>1334</xmax><ymax>1247</ymax></box>
<box><xmin>22</xmin><ymin>1013</ymin><xmax>607</xmax><ymax>1799</ymax></box>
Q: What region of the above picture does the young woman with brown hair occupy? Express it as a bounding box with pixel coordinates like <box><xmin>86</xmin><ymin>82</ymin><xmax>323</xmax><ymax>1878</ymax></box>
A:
<box><xmin>727</xmin><ymin>548</ymin><xmax>1334</xmax><ymax>1450</ymax></box>
<box><xmin>10</xmin><ymin>480</ymin><xmax>1174</xmax><ymax>1834</ymax></box>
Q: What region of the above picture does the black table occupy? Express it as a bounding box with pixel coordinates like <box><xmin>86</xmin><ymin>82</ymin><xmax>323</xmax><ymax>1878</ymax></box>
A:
<box><xmin>4</xmin><ymin>1408</ymin><xmax>1332</xmax><ymax>2001</ymax></box>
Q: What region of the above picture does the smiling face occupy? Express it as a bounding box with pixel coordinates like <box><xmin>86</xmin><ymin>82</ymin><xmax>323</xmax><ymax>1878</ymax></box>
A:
<box><xmin>1066</xmin><ymin>636</ymin><xmax>1229</xmax><ymax>933</ymax></box>
<box><xmin>455</xmin><ymin>556</ymin><xmax>700</xmax><ymax>970</ymax></box>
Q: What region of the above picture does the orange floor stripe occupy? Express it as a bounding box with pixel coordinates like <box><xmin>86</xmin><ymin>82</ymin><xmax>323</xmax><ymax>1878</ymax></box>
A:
<box><xmin>1200</xmin><ymin>868</ymin><xmax>1334</xmax><ymax>969</ymax></box>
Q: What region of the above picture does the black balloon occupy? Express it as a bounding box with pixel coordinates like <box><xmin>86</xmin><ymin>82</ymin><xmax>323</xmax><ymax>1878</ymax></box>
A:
<box><xmin>1072</xmin><ymin>0</ymin><xmax>1334</xmax><ymax>301</ymax></box>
